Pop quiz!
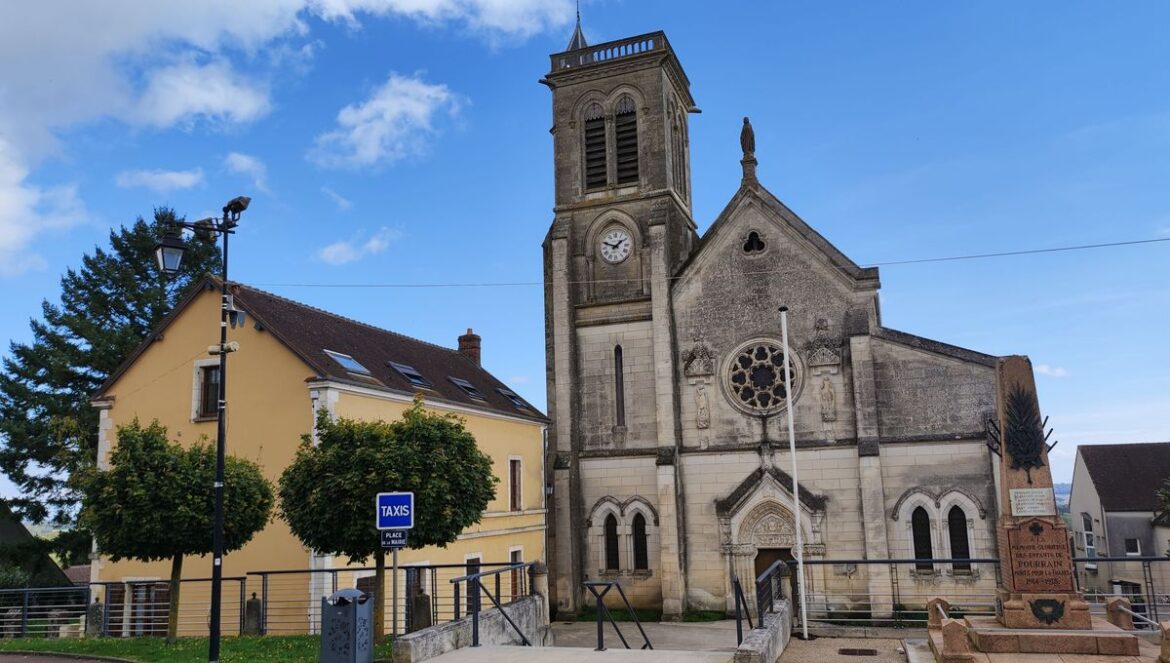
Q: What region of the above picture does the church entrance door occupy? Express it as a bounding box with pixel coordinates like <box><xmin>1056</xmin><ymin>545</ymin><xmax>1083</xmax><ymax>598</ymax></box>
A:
<box><xmin>753</xmin><ymin>547</ymin><xmax>792</xmax><ymax>578</ymax></box>
<box><xmin>754</xmin><ymin>548</ymin><xmax>797</xmax><ymax>608</ymax></box>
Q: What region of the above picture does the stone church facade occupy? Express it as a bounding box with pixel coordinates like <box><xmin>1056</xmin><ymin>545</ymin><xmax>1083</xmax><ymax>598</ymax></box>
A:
<box><xmin>542</xmin><ymin>28</ymin><xmax>1002</xmax><ymax>618</ymax></box>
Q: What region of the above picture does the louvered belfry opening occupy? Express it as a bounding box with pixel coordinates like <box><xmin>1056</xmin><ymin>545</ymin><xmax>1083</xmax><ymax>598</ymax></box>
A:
<box><xmin>614</xmin><ymin>95</ymin><xmax>638</xmax><ymax>185</ymax></box>
<box><xmin>584</xmin><ymin>103</ymin><xmax>607</xmax><ymax>190</ymax></box>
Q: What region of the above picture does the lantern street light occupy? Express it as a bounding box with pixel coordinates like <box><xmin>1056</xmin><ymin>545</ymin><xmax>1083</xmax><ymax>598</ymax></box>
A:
<box><xmin>154</xmin><ymin>195</ymin><xmax>249</xmax><ymax>663</ymax></box>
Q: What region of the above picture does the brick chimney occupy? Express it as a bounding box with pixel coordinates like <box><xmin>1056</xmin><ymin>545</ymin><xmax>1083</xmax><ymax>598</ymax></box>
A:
<box><xmin>458</xmin><ymin>328</ymin><xmax>481</xmax><ymax>366</ymax></box>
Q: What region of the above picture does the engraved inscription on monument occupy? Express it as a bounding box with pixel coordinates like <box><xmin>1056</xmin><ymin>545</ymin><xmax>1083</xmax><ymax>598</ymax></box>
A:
<box><xmin>1009</xmin><ymin>488</ymin><xmax>1056</xmax><ymax>517</ymax></box>
<box><xmin>1007</xmin><ymin>519</ymin><xmax>1074</xmax><ymax>593</ymax></box>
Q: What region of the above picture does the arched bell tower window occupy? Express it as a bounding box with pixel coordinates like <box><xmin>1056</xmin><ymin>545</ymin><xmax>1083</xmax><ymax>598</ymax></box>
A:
<box><xmin>614</xmin><ymin>95</ymin><xmax>638</xmax><ymax>185</ymax></box>
<box><xmin>948</xmin><ymin>506</ymin><xmax>971</xmax><ymax>572</ymax></box>
<box><xmin>632</xmin><ymin>512</ymin><xmax>649</xmax><ymax>570</ymax></box>
<box><xmin>912</xmin><ymin>506</ymin><xmax>933</xmax><ymax>571</ymax></box>
<box><xmin>583</xmin><ymin>103</ymin><xmax>606</xmax><ymax>190</ymax></box>
<box><xmin>604</xmin><ymin>514</ymin><xmax>620</xmax><ymax>570</ymax></box>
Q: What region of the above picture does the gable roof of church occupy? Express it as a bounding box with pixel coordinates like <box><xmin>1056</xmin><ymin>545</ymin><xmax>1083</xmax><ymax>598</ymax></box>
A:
<box><xmin>96</xmin><ymin>277</ymin><xmax>546</xmax><ymax>422</ymax></box>
<box><xmin>677</xmin><ymin>178</ymin><xmax>881</xmax><ymax>288</ymax></box>
<box><xmin>1079</xmin><ymin>441</ymin><xmax>1170</xmax><ymax>513</ymax></box>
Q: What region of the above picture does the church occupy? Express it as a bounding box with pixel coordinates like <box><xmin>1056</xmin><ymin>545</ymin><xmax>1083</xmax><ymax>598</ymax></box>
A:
<box><xmin>542</xmin><ymin>25</ymin><xmax>1004</xmax><ymax>618</ymax></box>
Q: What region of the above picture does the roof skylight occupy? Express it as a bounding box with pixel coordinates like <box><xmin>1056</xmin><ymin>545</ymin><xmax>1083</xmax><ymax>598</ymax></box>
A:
<box><xmin>390</xmin><ymin>361</ymin><xmax>433</xmax><ymax>388</ymax></box>
<box><xmin>324</xmin><ymin>350</ymin><xmax>370</xmax><ymax>375</ymax></box>
<box><xmin>497</xmin><ymin>388</ymin><xmax>529</xmax><ymax>410</ymax></box>
<box><xmin>449</xmin><ymin>377</ymin><xmax>486</xmax><ymax>401</ymax></box>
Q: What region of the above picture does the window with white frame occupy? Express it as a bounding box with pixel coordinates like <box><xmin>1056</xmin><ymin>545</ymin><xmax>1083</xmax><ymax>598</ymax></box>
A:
<box><xmin>1081</xmin><ymin>513</ymin><xmax>1097</xmax><ymax>567</ymax></box>
<box><xmin>1125</xmin><ymin>538</ymin><xmax>1141</xmax><ymax>556</ymax></box>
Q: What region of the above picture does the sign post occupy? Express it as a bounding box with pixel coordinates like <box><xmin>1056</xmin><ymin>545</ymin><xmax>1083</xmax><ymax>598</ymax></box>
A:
<box><xmin>376</xmin><ymin>492</ymin><xmax>414</xmax><ymax>639</ymax></box>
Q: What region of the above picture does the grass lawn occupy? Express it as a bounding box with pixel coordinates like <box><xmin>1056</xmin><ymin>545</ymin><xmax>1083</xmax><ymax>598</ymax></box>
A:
<box><xmin>0</xmin><ymin>635</ymin><xmax>395</xmax><ymax>662</ymax></box>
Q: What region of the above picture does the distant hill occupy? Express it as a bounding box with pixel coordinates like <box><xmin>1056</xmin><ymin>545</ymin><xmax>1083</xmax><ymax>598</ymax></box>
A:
<box><xmin>1054</xmin><ymin>483</ymin><xmax>1071</xmax><ymax>515</ymax></box>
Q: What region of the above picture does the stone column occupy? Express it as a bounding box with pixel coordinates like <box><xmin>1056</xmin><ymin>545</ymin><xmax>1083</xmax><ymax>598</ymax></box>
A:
<box><xmin>648</xmin><ymin>221</ymin><xmax>686</xmax><ymax>618</ymax></box>
<box><xmin>849</xmin><ymin>335</ymin><xmax>892</xmax><ymax>618</ymax></box>
<box><xmin>548</xmin><ymin>234</ymin><xmax>580</xmax><ymax>618</ymax></box>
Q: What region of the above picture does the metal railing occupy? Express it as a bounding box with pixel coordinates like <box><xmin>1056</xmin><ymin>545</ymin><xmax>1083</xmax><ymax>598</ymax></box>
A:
<box><xmin>731</xmin><ymin>576</ymin><xmax>754</xmax><ymax>644</ymax></box>
<box><xmin>248</xmin><ymin>562</ymin><xmax>520</xmax><ymax>635</ymax></box>
<box><xmin>755</xmin><ymin>559</ymin><xmax>789</xmax><ymax>620</ymax></box>
<box><xmin>0</xmin><ymin>578</ymin><xmax>246</xmax><ymax>639</ymax></box>
<box><xmin>1073</xmin><ymin>556</ymin><xmax>1170</xmax><ymax>627</ymax></box>
<box><xmin>783</xmin><ymin>557</ymin><xmax>1001</xmax><ymax>633</ymax></box>
<box><xmin>582</xmin><ymin>580</ymin><xmax>652</xmax><ymax>652</ymax></box>
<box><xmin>448</xmin><ymin>562</ymin><xmax>535</xmax><ymax>647</ymax></box>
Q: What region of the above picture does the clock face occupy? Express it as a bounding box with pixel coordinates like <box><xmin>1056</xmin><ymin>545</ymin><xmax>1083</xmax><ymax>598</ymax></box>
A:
<box><xmin>599</xmin><ymin>228</ymin><xmax>633</xmax><ymax>264</ymax></box>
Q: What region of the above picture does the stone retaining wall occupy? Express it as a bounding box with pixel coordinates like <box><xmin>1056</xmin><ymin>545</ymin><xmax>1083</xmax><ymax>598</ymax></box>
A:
<box><xmin>391</xmin><ymin>595</ymin><xmax>551</xmax><ymax>663</ymax></box>
<box><xmin>733</xmin><ymin>600</ymin><xmax>791</xmax><ymax>663</ymax></box>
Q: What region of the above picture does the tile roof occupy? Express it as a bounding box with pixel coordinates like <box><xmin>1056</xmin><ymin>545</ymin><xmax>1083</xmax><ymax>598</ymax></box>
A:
<box><xmin>1079</xmin><ymin>442</ymin><xmax>1170</xmax><ymax>512</ymax></box>
<box><xmin>98</xmin><ymin>278</ymin><xmax>546</xmax><ymax>423</ymax></box>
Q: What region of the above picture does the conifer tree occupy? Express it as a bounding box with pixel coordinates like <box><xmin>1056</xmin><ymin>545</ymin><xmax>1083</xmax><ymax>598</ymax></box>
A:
<box><xmin>0</xmin><ymin>208</ymin><xmax>220</xmax><ymax>525</ymax></box>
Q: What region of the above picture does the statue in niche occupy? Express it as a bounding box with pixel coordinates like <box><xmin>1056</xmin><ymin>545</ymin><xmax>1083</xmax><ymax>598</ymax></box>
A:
<box><xmin>807</xmin><ymin>317</ymin><xmax>842</xmax><ymax>367</ymax></box>
<box><xmin>682</xmin><ymin>337</ymin><xmax>714</xmax><ymax>377</ymax></box>
<box><xmin>695</xmin><ymin>383</ymin><xmax>711</xmax><ymax>429</ymax></box>
<box><xmin>820</xmin><ymin>377</ymin><xmax>837</xmax><ymax>422</ymax></box>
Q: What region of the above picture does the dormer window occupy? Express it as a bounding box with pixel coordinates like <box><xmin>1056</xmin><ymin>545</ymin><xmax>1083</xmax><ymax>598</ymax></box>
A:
<box><xmin>449</xmin><ymin>377</ymin><xmax>485</xmax><ymax>401</ymax></box>
<box><xmin>497</xmin><ymin>388</ymin><xmax>529</xmax><ymax>410</ymax></box>
<box><xmin>389</xmin><ymin>362</ymin><xmax>432</xmax><ymax>388</ymax></box>
<box><xmin>324</xmin><ymin>350</ymin><xmax>370</xmax><ymax>376</ymax></box>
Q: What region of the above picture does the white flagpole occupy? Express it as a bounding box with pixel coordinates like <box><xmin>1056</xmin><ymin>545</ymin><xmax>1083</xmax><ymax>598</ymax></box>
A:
<box><xmin>779</xmin><ymin>306</ymin><xmax>808</xmax><ymax>640</ymax></box>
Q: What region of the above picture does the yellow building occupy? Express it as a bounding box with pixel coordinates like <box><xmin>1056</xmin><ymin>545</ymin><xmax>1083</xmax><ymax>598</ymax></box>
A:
<box><xmin>90</xmin><ymin>277</ymin><xmax>547</xmax><ymax>635</ymax></box>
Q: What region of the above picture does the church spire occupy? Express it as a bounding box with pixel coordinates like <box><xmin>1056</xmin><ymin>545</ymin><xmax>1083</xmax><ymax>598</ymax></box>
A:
<box><xmin>566</xmin><ymin>0</ymin><xmax>587</xmax><ymax>51</ymax></box>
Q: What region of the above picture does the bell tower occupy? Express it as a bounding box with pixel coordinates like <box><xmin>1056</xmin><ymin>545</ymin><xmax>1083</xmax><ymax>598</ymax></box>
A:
<box><xmin>542</xmin><ymin>22</ymin><xmax>699</xmax><ymax>618</ymax></box>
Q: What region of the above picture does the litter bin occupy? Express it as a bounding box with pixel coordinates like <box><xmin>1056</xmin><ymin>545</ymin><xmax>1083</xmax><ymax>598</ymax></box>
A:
<box><xmin>319</xmin><ymin>588</ymin><xmax>373</xmax><ymax>663</ymax></box>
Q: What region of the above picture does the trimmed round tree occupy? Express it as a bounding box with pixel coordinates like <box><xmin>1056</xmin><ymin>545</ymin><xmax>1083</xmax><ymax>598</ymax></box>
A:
<box><xmin>279</xmin><ymin>399</ymin><xmax>497</xmax><ymax>642</ymax></box>
<box><xmin>80</xmin><ymin>420</ymin><xmax>273</xmax><ymax>641</ymax></box>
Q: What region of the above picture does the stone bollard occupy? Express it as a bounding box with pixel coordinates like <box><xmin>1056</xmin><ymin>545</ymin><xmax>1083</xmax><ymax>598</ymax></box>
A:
<box><xmin>1159</xmin><ymin>621</ymin><xmax>1170</xmax><ymax>663</ymax></box>
<box><xmin>926</xmin><ymin>597</ymin><xmax>951</xmax><ymax>630</ymax></box>
<box><xmin>46</xmin><ymin>609</ymin><xmax>67</xmax><ymax>638</ymax></box>
<box><xmin>940</xmin><ymin>619</ymin><xmax>975</xmax><ymax>663</ymax></box>
<box><xmin>1105</xmin><ymin>597</ymin><xmax>1135</xmax><ymax>631</ymax></box>
<box><xmin>409</xmin><ymin>591</ymin><xmax>432</xmax><ymax>633</ymax></box>
<box><xmin>243</xmin><ymin>592</ymin><xmax>263</xmax><ymax>636</ymax></box>
<box><xmin>85</xmin><ymin>598</ymin><xmax>103</xmax><ymax>637</ymax></box>
<box><xmin>1</xmin><ymin>608</ymin><xmax>20</xmax><ymax>638</ymax></box>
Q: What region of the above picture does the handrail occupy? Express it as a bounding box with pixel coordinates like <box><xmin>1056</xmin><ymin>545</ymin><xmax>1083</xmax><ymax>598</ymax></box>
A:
<box><xmin>1116</xmin><ymin>604</ymin><xmax>1161</xmax><ymax>630</ymax></box>
<box><xmin>935</xmin><ymin>603</ymin><xmax>948</xmax><ymax>621</ymax></box>
<box><xmin>247</xmin><ymin>562</ymin><xmax>514</xmax><ymax>576</ymax></box>
<box><xmin>448</xmin><ymin>562</ymin><xmax>532</xmax><ymax>647</ymax></box>
<box><xmin>731</xmin><ymin>575</ymin><xmax>754</xmax><ymax>645</ymax></box>
<box><xmin>582</xmin><ymin>580</ymin><xmax>652</xmax><ymax>651</ymax></box>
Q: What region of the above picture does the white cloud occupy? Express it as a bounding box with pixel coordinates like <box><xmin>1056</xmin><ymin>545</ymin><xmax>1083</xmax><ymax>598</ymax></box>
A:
<box><xmin>1035</xmin><ymin>364</ymin><xmax>1070</xmax><ymax>378</ymax></box>
<box><xmin>317</xmin><ymin>227</ymin><xmax>400</xmax><ymax>265</ymax></box>
<box><xmin>134</xmin><ymin>60</ymin><xmax>271</xmax><ymax>129</ymax></box>
<box><xmin>115</xmin><ymin>168</ymin><xmax>205</xmax><ymax>193</ymax></box>
<box><xmin>321</xmin><ymin>186</ymin><xmax>353</xmax><ymax>210</ymax></box>
<box><xmin>0</xmin><ymin>139</ymin><xmax>87</xmax><ymax>276</ymax></box>
<box><xmin>309</xmin><ymin>73</ymin><xmax>460</xmax><ymax>168</ymax></box>
<box><xmin>0</xmin><ymin>1</ymin><xmax>570</xmax><ymax>276</ymax></box>
<box><xmin>225</xmin><ymin>152</ymin><xmax>270</xmax><ymax>194</ymax></box>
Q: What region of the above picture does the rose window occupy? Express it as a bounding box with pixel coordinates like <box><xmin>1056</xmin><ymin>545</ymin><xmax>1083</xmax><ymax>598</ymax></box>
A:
<box><xmin>727</xmin><ymin>341</ymin><xmax>798</xmax><ymax>413</ymax></box>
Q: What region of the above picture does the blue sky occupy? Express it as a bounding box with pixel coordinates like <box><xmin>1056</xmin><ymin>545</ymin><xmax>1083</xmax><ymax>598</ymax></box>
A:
<box><xmin>0</xmin><ymin>1</ymin><xmax>1167</xmax><ymax>494</ymax></box>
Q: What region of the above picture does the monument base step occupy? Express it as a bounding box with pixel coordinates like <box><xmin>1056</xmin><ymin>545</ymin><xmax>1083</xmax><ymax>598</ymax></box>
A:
<box><xmin>926</xmin><ymin>616</ymin><xmax>1150</xmax><ymax>662</ymax></box>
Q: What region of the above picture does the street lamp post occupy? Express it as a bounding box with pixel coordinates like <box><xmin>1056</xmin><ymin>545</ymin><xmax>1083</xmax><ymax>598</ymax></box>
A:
<box><xmin>155</xmin><ymin>196</ymin><xmax>250</xmax><ymax>663</ymax></box>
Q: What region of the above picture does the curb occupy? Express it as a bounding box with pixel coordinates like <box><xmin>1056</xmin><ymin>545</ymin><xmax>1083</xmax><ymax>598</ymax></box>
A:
<box><xmin>0</xmin><ymin>651</ymin><xmax>138</xmax><ymax>663</ymax></box>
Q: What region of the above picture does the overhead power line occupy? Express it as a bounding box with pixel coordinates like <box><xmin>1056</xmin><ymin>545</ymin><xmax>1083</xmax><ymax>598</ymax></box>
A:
<box><xmin>252</xmin><ymin>236</ymin><xmax>1170</xmax><ymax>290</ymax></box>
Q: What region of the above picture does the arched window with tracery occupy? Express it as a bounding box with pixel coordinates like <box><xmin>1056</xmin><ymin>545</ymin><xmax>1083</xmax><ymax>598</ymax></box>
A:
<box><xmin>614</xmin><ymin>95</ymin><xmax>638</xmax><ymax>185</ymax></box>
<box><xmin>948</xmin><ymin>506</ymin><xmax>971</xmax><ymax>572</ymax></box>
<box><xmin>583</xmin><ymin>103</ymin><xmax>606</xmax><ymax>190</ymax></box>
<box><xmin>632</xmin><ymin>512</ymin><xmax>648</xmax><ymax>570</ymax></box>
<box><xmin>604</xmin><ymin>514</ymin><xmax>620</xmax><ymax>570</ymax></box>
<box><xmin>912</xmin><ymin>506</ymin><xmax>933</xmax><ymax>571</ymax></box>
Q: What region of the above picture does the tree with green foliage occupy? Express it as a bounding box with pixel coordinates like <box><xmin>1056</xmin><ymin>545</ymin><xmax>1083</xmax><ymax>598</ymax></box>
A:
<box><xmin>0</xmin><ymin>208</ymin><xmax>221</xmax><ymax>527</ymax></box>
<box><xmin>80</xmin><ymin>420</ymin><xmax>273</xmax><ymax>641</ymax></box>
<box><xmin>278</xmin><ymin>400</ymin><xmax>497</xmax><ymax>642</ymax></box>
